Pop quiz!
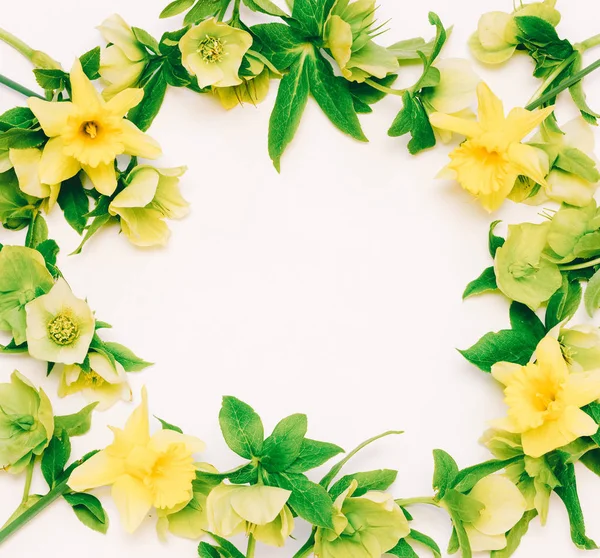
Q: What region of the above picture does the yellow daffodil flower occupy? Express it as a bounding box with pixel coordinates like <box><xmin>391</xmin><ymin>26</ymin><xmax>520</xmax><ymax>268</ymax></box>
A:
<box><xmin>25</xmin><ymin>278</ymin><xmax>95</xmax><ymax>365</ymax></box>
<box><xmin>28</xmin><ymin>59</ymin><xmax>161</xmax><ymax>196</ymax></box>
<box><xmin>491</xmin><ymin>336</ymin><xmax>600</xmax><ymax>458</ymax></box>
<box><xmin>179</xmin><ymin>19</ymin><xmax>253</xmax><ymax>89</ymax></box>
<box><xmin>57</xmin><ymin>352</ymin><xmax>132</xmax><ymax>410</ymax></box>
<box><xmin>206</xmin><ymin>483</ymin><xmax>294</xmax><ymax>547</ymax></box>
<box><xmin>69</xmin><ymin>388</ymin><xmax>205</xmax><ymax>533</ymax></box>
<box><xmin>98</xmin><ymin>14</ymin><xmax>150</xmax><ymax>99</ymax></box>
<box><xmin>430</xmin><ymin>82</ymin><xmax>553</xmax><ymax>212</ymax></box>
<box><xmin>463</xmin><ymin>475</ymin><xmax>527</xmax><ymax>551</ymax></box>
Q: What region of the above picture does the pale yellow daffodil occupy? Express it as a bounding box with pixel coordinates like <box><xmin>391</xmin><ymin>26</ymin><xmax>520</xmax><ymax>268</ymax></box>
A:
<box><xmin>57</xmin><ymin>352</ymin><xmax>132</xmax><ymax>410</ymax></box>
<box><xmin>206</xmin><ymin>483</ymin><xmax>294</xmax><ymax>547</ymax></box>
<box><xmin>491</xmin><ymin>336</ymin><xmax>600</xmax><ymax>458</ymax></box>
<box><xmin>28</xmin><ymin>59</ymin><xmax>161</xmax><ymax>196</ymax></box>
<box><xmin>464</xmin><ymin>475</ymin><xmax>527</xmax><ymax>551</ymax></box>
<box><xmin>69</xmin><ymin>388</ymin><xmax>205</xmax><ymax>533</ymax></box>
<box><xmin>430</xmin><ymin>82</ymin><xmax>553</xmax><ymax>212</ymax></box>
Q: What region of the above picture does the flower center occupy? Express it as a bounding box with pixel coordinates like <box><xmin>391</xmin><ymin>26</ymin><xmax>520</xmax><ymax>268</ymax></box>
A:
<box><xmin>81</xmin><ymin>371</ymin><xmax>105</xmax><ymax>387</ymax></box>
<box><xmin>82</xmin><ymin>121</ymin><xmax>100</xmax><ymax>139</ymax></box>
<box><xmin>47</xmin><ymin>312</ymin><xmax>79</xmax><ymax>346</ymax></box>
<box><xmin>198</xmin><ymin>36</ymin><xmax>224</xmax><ymax>63</ymax></box>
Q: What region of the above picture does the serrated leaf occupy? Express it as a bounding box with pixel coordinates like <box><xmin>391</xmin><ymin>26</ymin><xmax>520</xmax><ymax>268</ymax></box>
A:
<box><xmin>132</xmin><ymin>27</ymin><xmax>160</xmax><ymax>55</ymax></box>
<box><xmin>219</xmin><ymin>396</ymin><xmax>264</xmax><ymax>459</ymax></box>
<box><xmin>409</xmin><ymin>529</ymin><xmax>442</xmax><ymax>557</ymax></box>
<box><xmin>41</xmin><ymin>430</ymin><xmax>71</xmax><ymax>488</ymax></box>
<box><xmin>261</xmin><ymin>413</ymin><xmax>307</xmax><ymax>472</ymax></box>
<box><xmin>55</xmin><ymin>403</ymin><xmax>97</xmax><ymax>437</ymax></box>
<box><xmin>251</xmin><ymin>23</ymin><xmax>307</xmax><ymax>70</ymax></box>
<box><xmin>388</xmin><ymin>91</ymin><xmax>436</xmax><ymax>154</ymax></box>
<box><xmin>79</xmin><ymin>47</ymin><xmax>101</xmax><ymax>80</ymax></box>
<box><xmin>489</xmin><ymin>220</ymin><xmax>505</xmax><ymax>257</ymax></box>
<box><xmin>291</xmin><ymin>0</ymin><xmax>335</xmax><ymax>37</ymax></box>
<box><xmin>463</xmin><ymin>267</ymin><xmax>497</xmax><ymax>299</ymax></box>
<box><xmin>57</xmin><ymin>175</ymin><xmax>89</xmax><ymax>234</ymax></box>
<box><xmin>160</xmin><ymin>0</ymin><xmax>195</xmax><ymax>18</ymax></box>
<box><xmin>329</xmin><ymin>469</ymin><xmax>397</xmax><ymax>500</ymax></box>
<box><xmin>545</xmin><ymin>278</ymin><xmax>581</xmax><ymax>329</ymax></box>
<box><xmin>287</xmin><ymin>439</ymin><xmax>344</xmax><ymax>473</ymax></box>
<box><xmin>101</xmin><ymin>341</ymin><xmax>152</xmax><ymax>372</ymax></box>
<box><xmin>155</xmin><ymin>416</ymin><xmax>183</xmax><ymax>433</ymax></box>
<box><xmin>128</xmin><ymin>66</ymin><xmax>167</xmax><ymax>132</ymax></box>
<box><xmin>491</xmin><ymin>509</ymin><xmax>537</xmax><ymax>558</ymax></box>
<box><xmin>184</xmin><ymin>0</ymin><xmax>223</xmax><ymax>24</ymax></box>
<box><xmin>64</xmin><ymin>492</ymin><xmax>108</xmax><ymax>534</ymax></box>
<box><xmin>432</xmin><ymin>449</ymin><xmax>458</xmax><ymax>499</ymax></box>
<box><xmin>452</xmin><ymin>457</ymin><xmax>519</xmax><ymax>493</ymax></box>
<box><xmin>243</xmin><ymin>0</ymin><xmax>287</xmax><ymax>16</ymax></box>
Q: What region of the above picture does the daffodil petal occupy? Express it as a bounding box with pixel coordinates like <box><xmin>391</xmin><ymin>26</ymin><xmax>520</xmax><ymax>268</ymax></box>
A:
<box><xmin>562</xmin><ymin>370</ymin><xmax>600</xmax><ymax>407</ymax></box>
<box><xmin>508</xmin><ymin>143</ymin><xmax>549</xmax><ymax>185</ymax></box>
<box><xmin>122</xmin><ymin>387</ymin><xmax>150</xmax><ymax>444</ymax></box>
<box><xmin>82</xmin><ymin>162</ymin><xmax>118</xmax><ymax>196</ymax></box>
<box><xmin>9</xmin><ymin>148</ymin><xmax>50</xmax><ymax>198</ymax></box>
<box><xmin>112</xmin><ymin>474</ymin><xmax>154</xmax><ymax>533</ymax></box>
<box><xmin>476</xmin><ymin>82</ymin><xmax>505</xmax><ymax>130</ymax></box>
<box><xmin>27</xmin><ymin>98</ymin><xmax>73</xmax><ymax>137</ymax></box>
<box><xmin>39</xmin><ymin>138</ymin><xmax>81</xmax><ymax>184</ymax></box>
<box><xmin>505</xmin><ymin>106</ymin><xmax>555</xmax><ymax>142</ymax></box>
<box><xmin>491</xmin><ymin>362</ymin><xmax>522</xmax><ymax>386</ymax></box>
<box><xmin>428</xmin><ymin>113</ymin><xmax>482</xmax><ymax>138</ymax></box>
<box><xmin>106</xmin><ymin>88</ymin><xmax>144</xmax><ymax>117</ymax></box>
<box><xmin>120</xmin><ymin>120</ymin><xmax>162</xmax><ymax>159</ymax></box>
<box><xmin>70</xmin><ymin>58</ymin><xmax>102</xmax><ymax>111</ymax></box>
<box><xmin>149</xmin><ymin>429</ymin><xmax>206</xmax><ymax>454</ymax></box>
<box><xmin>68</xmin><ymin>450</ymin><xmax>125</xmax><ymax>490</ymax></box>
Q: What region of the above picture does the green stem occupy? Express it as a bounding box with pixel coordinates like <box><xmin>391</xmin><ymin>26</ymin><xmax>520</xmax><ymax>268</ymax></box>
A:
<box><xmin>0</xmin><ymin>27</ymin><xmax>34</xmax><ymax>60</ymax></box>
<box><xmin>578</xmin><ymin>33</ymin><xmax>600</xmax><ymax>52</ymax></box>
<box><xmin>395</xmin><ymin>496</ymin><xmax>439</xmax><ymax>507</ymax></box>
<box><xmin>246</xmin><ymin>534</ymin><xmax>256</xmax><ymax>558</ymax></box>
<box><xmin>0</xmin><ymin>479</ymin><xmax>69</xmax><ymax>545</ymax></box>
<box><xmin>0</xmin><ymin>73</ymin><xmax>44</xmax><ymax>99</ymax></box>
<box><xmin>525</xmin><ymin>51</ymin><xmax>578</xmax><ymax>108</ymax></box>
<box><xmin>526</xmin><ymin>57</ymin><xmax>600</xmax><ymax>111</ymax></box>
<box><xmin>320</xmin><ymin>430</ymin><xmax>403</xmax><ymax>489</ymax></box>
<box><xmin>364</xmin><ymin>78</ymin><xmax>406</xmax><ymax>97</ymax></box>
<box><xmin>292</xmin><ymin>531</ymin><xmax>316</xmax><ymax>558</ymax></box>
<box><xmin>559</xmin><ymin>256</ymin><xmax>600</xmax><ymax>271</ymax></box>
<box><xmin>20</xmin><ymin>460</ymin><xmax>35</xmax><ymax>505</ymax></box>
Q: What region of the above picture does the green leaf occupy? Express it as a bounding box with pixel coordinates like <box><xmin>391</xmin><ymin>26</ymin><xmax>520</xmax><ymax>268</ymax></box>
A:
<box><xmin>569</xmin><ymin>53</ymin><xmax>600</xmax><ymax>122</ymax></box>
<box><xmin>272</xmin><ymin>472</ymin><xmax>336</xmax><ymax>529</ymax></box>
<box><xmin>160</xmin><ymin>0</ymin><xmax>195</xmax><ymax>18</ymax></box>
<box><xmin>408</xmin><ymin>529</ymin><xmax>442</xmax><ymax>558</ymax></box>
<box><xmin>584</xmin><ymin>268</ymin><xmax>600</xmax><ymax>316</ymax></box>
<box><xmin>243</xmin><ymin>0</ymin><xmax>288</xmax><ymax>16</ymax></box>
<box><xmin>287</xmin><ymin>439</ymin><xmax>344</xmax><ymax>473</ymax></box>
<box><xmin>101</xmin><ymin>341</ymin><xmax>152</xmax><ymax>372</ymax></box>
<box><xmin>515</xmin><ymin>16</ymin><xmax>563</xmax><ymax>47</ymax></box>
<box><xmin>33</xmin><ymin>69</ymin><xmax>68</xmax><ymax>92</ymax></box>
<box><xmin>128</xmin><ymin>67</ymin><xmax>168</xmax><ymax>132</ymax></box>
<box><xmin>545</xmin><ymin>277</ymin><xmax>581</xmax><ymax>330</ymax></box>
<box><xmin>184</xmin><ymin>0</ymin><xmax>223</xmax><ymax>24</ymax></box>
<box><xmin>41</xmin><ymin>430</ymin><xmax>71</xmax><ymax>488</ymax></box>
<box><xmin>64</xmin><ymin>492</ymin><xmax>108</xmax><ymax>534</ymax></box>
<box><xmin>71</xmin><ymin>213</ymin><xmax>113</xmax><ymax>255</ymax></box>
<box><xmin>459</xmin><ymin>329</ymin><xmax>537</xmax><ymax>372</ymax></box>
<box><xmin>251</xmin><ymin>23</ymin><xmax>307</xmax><ymax>70</ymax></box>
<box><xmin>350</xmin><ymin>75</ymin><xmax>398</xmax><ymax>113</ymax></box>
<box><xmin>491</xmin><ymin>509</ymin><xmax>538</xmax><ymax>558</ymax></box>
<box><xmin>291</xmin><ymin>0</ymin><xmax>335</xmax><ymax>37</ymax></box>
<box><xmin>57</xmin><ymin>175</ymin><xmax>89</xmax><ymax>234</ymax></box>
<box><xmin>308</xmin><ymin>53</ymin><xmax>367</xmax><ymax>142</ymax></box>
<box><xmin>432</xmin><ymin>449</ymin><xmax>458</xmax><ymax>499</ymax></box>
<box><xmin>268</xmin><ymin>55</ymin><xmax>310</xmax><ymax>171</ymax></box>
<box><xmin>261</xmin><ymin>413</ymin><xmax>308</xmax><ymax>472</ymax></box>
<box><xmin>388</xmin><ymin>91</ymin><xmax>436</xmax><ymax>154</ymax></box>
<box><xmin>0</xmin><ymin>128</ymin><xmax>45</xmax><ymax>150</ymax></box>
<box><xmin>387</xmin><ymin>539</ymin><xmax>419</xmax><ymax>557</ymax></box>
<box><xmin>26</xmin><ymin>212</ymin><xmax>48</xmax><ymax>248</ymax></box>
<box><xmin>197</xmin><ymin>542</ymin><xmax>221</xmax><ymax>558</ymax></box>
<box><xmin>0</xmin><ymin>107</ymin><xmax>36</xmax><ymax>131</ymax></box>
<box><xmin>489</xmin><ymin>220</ymin><xmax>505</xmax><ymax>257</ymax></box>
<box><xmin>581</xmin><ymin>449</ymin><xmax>600</xmax><ymax>477</ymax></box>
<box><xmin>155</xmin><ymin>416</ymin><xmax>183</xmax><ymax>433</ymax></box>
<box><xmin>219</xmin><ymin>396</ymin><xmax>264</xmax><ymax>459</ymax></box>
<box><xmin>556</xmin><ymin>147</ymin><xmax>600</xmax><ymax>182</ymax></box>
<box><xmin>463</xmin><ymin>267</ymin><xmax>497</xmax><ymax>299</ymax></box>
<box><xmin>329</xmin><ymin>469</ymin><xmax>397</xmax><ymax>500</ymax></box>
<box><xmin>79</xmin><ymin>47</ymin><xmax>101</xmax><ymax>80</ymax></box>
<box><xmin>582</xmin><ymin>401</ymin><xmax>600</xmax><ymax>446</ymax></box>
<box><xmin>54</xmin><ymin>403</ymin><xmax>98</xmax><ymax>437</ymax></box>
<box><xmin>36</xmin><ymin>239</ymin><xmax>60</xmax><ymax>277</ymax></box>
<box><xmin>452</xmin><ymin>457</ymin><xmax>519</xmax><ymax>493</ymax></box>
<box><xmin>132</xmin><ymin>27</ymin><xmax>160</xmax><ymax>55</ymax></box>
<box><xmin>206</xmin><ymin>532</ymin><xmax>245</xmax><ymax>558</ymax></box>
<box><xmin>509</xmin><ymin>302</ymin><xmax>546</xmax><ymax>339</ymax></box>
<box><xmin>554</xmin><ymin>459</ymin><xmax>598</xmax><ymax>550</ymax></box>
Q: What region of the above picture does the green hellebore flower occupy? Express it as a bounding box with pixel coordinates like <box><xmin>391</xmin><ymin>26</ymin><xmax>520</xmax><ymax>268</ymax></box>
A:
<box><xmin>543</xmin><ymin>202</ymin><xmax>597</xmax><ymax>263</ymax></box>
<box><xmin>25</xmin><ymin>278</ymin><xmax>95</xmax><ymax>365</ymax></box>
<box><xmin>206</xmin><ymin>483</ymin><xmax>294</xmax><ymax>547</ymax></box>
<box><xmin>314</xmin><ymin>480</ymin><xmax>409</xmax><ymax>558</ymax></box>
<box><xmin>179</xmin><ymin>18</ymin><xmax>253</xmax><ymax>89</ymax></box>
<box><xmin>108</xmin><ymin>165</ymin><xmax>189</xmax><ymax>247</ymax></box>
<box><xmin>215</xmin><ymin>52</ymin><xmax>273</xmax><ymax>110</ymax></box>
<box><xmin>98</xmin><ymin>14</ymin><xmax>150</xmax><ymax>99</ymax></box>
<box><xmin>0</xmin><ymin>371</ymin><xmax>54</xmax><ymax>473</ymax></box>
<box><xmin>469</xmin><ymin>0</ymin><xmax>561</xmax><ymax>65</ymax></box>
<box><xmin>0</xmin><ymin>245</ymin><xmax>54</xmax><ymax>345</ymax></box>
<box><xmin>324</xmin><ymin>0</ymin><xmax>399</xmax><ymax>83</ymax></box>
<box><xmin>560</xmin><ymin>325</ymin><xmax>600</xmax><ymax>373</ymax></box>
<box><xmin>494</xmin><ymin>222</ymin><xmax>562</xmax><ymax>310</ymax></box>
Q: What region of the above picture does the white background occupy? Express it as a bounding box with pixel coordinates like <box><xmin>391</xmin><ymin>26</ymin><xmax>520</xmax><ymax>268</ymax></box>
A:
<box><xmin>1</xmin><ymin>0</ymin><xmax>600</xmax><ymax>556</ymax></box>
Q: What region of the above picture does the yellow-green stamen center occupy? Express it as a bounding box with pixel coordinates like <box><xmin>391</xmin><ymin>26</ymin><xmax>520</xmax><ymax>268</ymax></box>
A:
<box><xmin>47</xmin><ymin>313</ymin><xmax>79</xmax><ymax>346</ymax></box>
<box><xmin>81</xmin><ymin>371</ymin><xmax>105</xmax><ymax>387</ymax></box>
<box><xmin>198</xmin><ymin>36</ymin><xmax>224</xmax><ymax>63</ymax></box>
<box><xmin>82</xmin><ymin>121</ymin><xmax>99</xmax><ymax>139</ymax></box>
